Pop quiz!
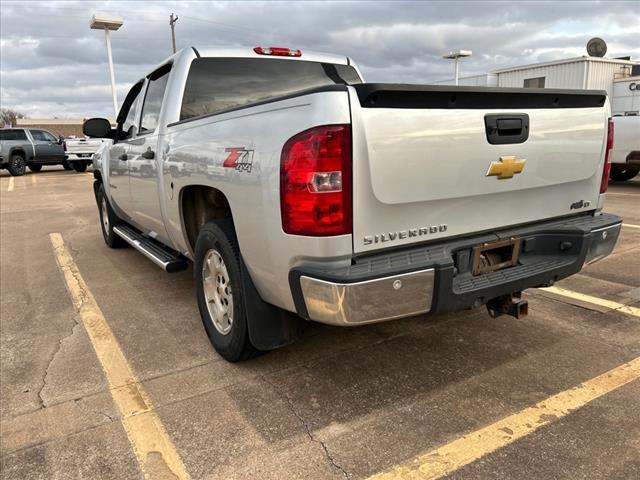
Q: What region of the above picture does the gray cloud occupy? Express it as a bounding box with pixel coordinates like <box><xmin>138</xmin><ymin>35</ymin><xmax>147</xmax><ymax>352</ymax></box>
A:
<box><xmin>1</xmin><ymin>0</ymin><xmax>638</xmax><ymax>118</ymax></box>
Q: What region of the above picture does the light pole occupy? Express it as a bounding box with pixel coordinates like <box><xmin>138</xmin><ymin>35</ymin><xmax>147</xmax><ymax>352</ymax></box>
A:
<box><xmin>90</xmin><ymin>14</ymin><xmax>124</xmax><ymax>119</ymax></box>
<box><xmin>169</xmin><ymin>13</ymin><xmax>179</xmax><ymax>53</ymax></box>
<box><xmin>443</xmin><ymin>50</ymin><xmax>472</xmax><ymax>85</ymax></box>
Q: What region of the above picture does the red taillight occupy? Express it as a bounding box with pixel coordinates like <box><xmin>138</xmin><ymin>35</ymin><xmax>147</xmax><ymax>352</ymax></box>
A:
<box><xmin>63</xmin><ymin>141</ymin><xmax>67</xmax><ymax>151</ymax></box>
<box><xmin>254</xmin><ymin>46</ymin><xmax>302</xmax><ymax>57</ymax></box>
<box><xmin>600</xmin><ymin>118</ymin><xmax>614</xmax><ymax>194</ymax></box>
<box><xmin>280</xmin><ymin>125</ymin><xmax>352</xmax><ymax>236</ymax></box>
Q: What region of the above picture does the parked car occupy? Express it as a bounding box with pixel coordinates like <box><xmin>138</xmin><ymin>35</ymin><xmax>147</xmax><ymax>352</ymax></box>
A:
<box><xmin>65</xmin><ymin>136</ymin><xmax>103</xmax><ymax>172</ymax></box>
<box><xmin>0</xmin><ymin>128</ymin><xmax>66</xmax><ymax>175</ymax></box>
<box><xmin>83</xmin><ymin>46</ymin><xmax>621</xmax><ymax>362</ymax></box>
<box><xmin>610</xmin><ymin>116</ymin><xmax>640</xmax><ymax>181</ymax></box>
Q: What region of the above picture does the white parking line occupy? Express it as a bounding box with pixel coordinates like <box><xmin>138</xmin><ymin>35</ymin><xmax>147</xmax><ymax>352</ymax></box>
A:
<box><xmin>7</xmin><ymin>177</ymin><xmax>14</xmax><ymax>191</ymax></box>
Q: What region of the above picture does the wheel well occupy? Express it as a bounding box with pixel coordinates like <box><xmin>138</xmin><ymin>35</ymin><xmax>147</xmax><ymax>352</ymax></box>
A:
<box><xmin>10</xmin><ymin>149</ymin><xmax>26</xmax><ymax>159</ymax></box>
<box><xmin>626</xmin><ymin>151</ymin><xmax>640</xmax><ymax>163</ymax></box>
<box><xmin>92</xmin><ymin>170</ymin><xmax>103</xmax><ymax>200</ymax></box>
<box><xmin>181</xmin><ymin>185</ymin><xmax>232</xmax><ymax>253</ymax></box>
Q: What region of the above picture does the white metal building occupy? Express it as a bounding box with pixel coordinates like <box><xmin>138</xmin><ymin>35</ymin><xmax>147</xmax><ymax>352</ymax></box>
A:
<box><xmin>611</xmin><ymin>77</ymin><xmax>640</xmax><ymax>114</ymax></box>
<box><xmin>433</xmin><ymin>56</ymin><xmax>640</xmax><ymax>116</ymax></box>
<box><xmin>441</xmin><ymin>73</ymin><xmax>498</xmax><ymax>87</ymax></box>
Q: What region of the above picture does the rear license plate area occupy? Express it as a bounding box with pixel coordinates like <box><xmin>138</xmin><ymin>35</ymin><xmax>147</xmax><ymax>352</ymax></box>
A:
<box><xmin>472</xmin><ymin>237</ymin><xmax>521</xmax><ymax>276</ymax></box>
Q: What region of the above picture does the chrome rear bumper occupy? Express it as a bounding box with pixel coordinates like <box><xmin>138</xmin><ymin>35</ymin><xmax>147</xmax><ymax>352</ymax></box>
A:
<box><xmin>299</xmin><ymin>269</ymin><xmax>435</xmax><ymax>326</ymax></box>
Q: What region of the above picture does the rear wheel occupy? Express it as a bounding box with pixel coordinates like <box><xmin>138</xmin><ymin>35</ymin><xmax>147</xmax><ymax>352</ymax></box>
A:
<box><xmin>73</xmin><ymin>161</ymin><xmax>88</xmax><ymax>173</ymax></box>
<box><xmin>7</xmin><ymin>154</ymin><xmax>26</xmax><ymax>176</ymax></box>
<box><xmin>195</xmin><ymin>220</ymin><xmax>260</xmax><ymax>362</ymax></box>
<box><xmin>28</xmin><ymin>164</ymin><xmax>42</xmax><ymax>172</ymax></box>
<box><xmin>610</xmin><ymin>165</ymin><xmax>639</xmax><ymax>182</ymax></box>
<box><xmin>97</xmin><ymin>184</ymin><xmax>127</xmax><ymax>248</ymax></box>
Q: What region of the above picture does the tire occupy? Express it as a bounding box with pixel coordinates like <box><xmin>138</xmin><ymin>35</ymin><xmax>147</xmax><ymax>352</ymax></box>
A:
<box><xmin>73</xmin><ymin>161</ymin><xmax>88</xmax><ymax>173</ymax></box>
<box><xmin>7</xmin><ymin>154</ymin><xmax>26</xmax><ymax>176</ymax></box>
<box><xmin>610</xmin><ymin>165</ymin><xmax>639</xmax><ymax>182</ymax></box>
<box><xmin>194</xmin><ymin>219</ymin><xmax>260</xmax><ymax>362</ymax></box>
<box><xmin>96</xmin><ymin>184</ymin><xmax>127</xmax><ymax>248</ymax></box>
<box><xmin>28</xmin><ymin>164</ymin><xmax>42</xmax><ymax>172</ymax></box>
<box><xmin>62</xmin><ymin>161</ymin><xmax>73</xmax><ymax>171</ymax></box>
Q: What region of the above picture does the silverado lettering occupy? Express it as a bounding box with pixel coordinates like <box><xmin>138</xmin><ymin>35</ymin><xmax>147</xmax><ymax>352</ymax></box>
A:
<box><xmin>364</xmin><ymin>225</ymin><xmax>448</xmax><ymax>245</ymax></box>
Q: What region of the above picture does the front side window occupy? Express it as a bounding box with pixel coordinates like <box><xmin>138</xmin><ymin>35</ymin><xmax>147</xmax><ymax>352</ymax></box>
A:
<box><xmin>118</xmin><ymin>82</ymin><xmax>143</xmax><ymax>140</ymax></box>
<box><xmin>30</xmin><ymin>130</ymin><xmax>47</xmax><ymax>141</ymax></box>
<box><xmin>180</xmin><ymin>58</ymin><xmax>362</xmax><ymax>120</ymax></box>
<box><xmin>41</xmin><ymin>130</ymin><xmax>58</xmax><ymax>142</ymax></box>
<box><xmin>139</xmin><ymin>65</ymin><xmax>171</xmax><ymax>134</ymax></box>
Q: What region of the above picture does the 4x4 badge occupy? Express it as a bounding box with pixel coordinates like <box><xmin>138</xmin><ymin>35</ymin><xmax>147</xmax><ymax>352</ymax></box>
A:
<box><xmin>486</xmin><ymin>156</ymin><xmax>526</xmax><ymax>179</ymax></box>
<box><xmin>223</xmin><ymin>147</ymin><xmax>254</xmax><ymax>173</ymax></box>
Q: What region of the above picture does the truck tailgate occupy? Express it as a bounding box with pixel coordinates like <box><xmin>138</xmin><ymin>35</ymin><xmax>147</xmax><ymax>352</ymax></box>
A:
<box><xmin>350</xmin><ymin>84</ymin><xmax>609</xmax><ymax>253</ymax></box>
<box><xmin>66</xmin><ymin>138</ymin><xmax>102</xmax><ymax>153</ymax></box>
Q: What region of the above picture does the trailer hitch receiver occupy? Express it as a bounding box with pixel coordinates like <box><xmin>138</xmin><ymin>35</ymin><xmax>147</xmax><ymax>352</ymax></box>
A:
<box><xmin>486</xmin><ymin>292</ymin><xmax>528</xmax><ymax>319</ymax></box>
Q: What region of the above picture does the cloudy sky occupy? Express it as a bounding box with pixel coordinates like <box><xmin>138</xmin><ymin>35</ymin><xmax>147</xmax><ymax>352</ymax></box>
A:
<box><xmin>1</xmin><ymin>0</ymin><xmax>638</xmax><ymax>119</ymax></box>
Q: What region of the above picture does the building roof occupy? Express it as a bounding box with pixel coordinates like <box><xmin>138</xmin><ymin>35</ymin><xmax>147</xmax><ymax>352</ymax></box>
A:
<box><xmin>17</xmin><ymin>118</ymin><xmax>85</xmax><ymax>125</ymax></box>
<box><xmin>492</xmin><ymin>56</ymin><xmax>637</xmax><ymax>74</ymax></box>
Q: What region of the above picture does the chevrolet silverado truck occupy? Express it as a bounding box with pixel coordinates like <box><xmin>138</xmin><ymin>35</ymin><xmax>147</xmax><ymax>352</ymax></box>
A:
<box><xmin>0</xmin><ymin>128</ymin><xmax>66</xmax><ymax>175</ymax></box>
<box><xmin>65</xmin><ymin>136</ymin><xmax>103</xmax><ymax>172</ymax></box>
<box><xmin>83</xmin><ymin>46</ymin><xmax>622</xmax><ymax>361</ymax></box>
<box><xmin>610</xmin><ymin>116</ymin><xmax>640</xmax><ymax>181</ymax></box>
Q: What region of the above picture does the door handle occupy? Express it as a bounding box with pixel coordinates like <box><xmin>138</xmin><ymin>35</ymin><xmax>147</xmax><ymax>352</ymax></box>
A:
<box><xmin>119</xmin><ymin>153</ymin><xmax>128</xmax><ymax>161</ymax></box>
<box><xmin>141</xmin><ymin>149</ymin><xmax>155</xmax><ymax>160</ymax></box>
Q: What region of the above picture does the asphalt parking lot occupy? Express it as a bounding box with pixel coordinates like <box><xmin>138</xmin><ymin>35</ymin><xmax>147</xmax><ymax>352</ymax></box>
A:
<box><xmin>1</xmin><ymin>166</ymin><xmax>639</xmax><ymax>480</ymax></box>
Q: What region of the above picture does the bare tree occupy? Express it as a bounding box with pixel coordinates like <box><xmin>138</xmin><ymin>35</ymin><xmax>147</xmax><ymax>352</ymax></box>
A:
<box><xmin>0</xmin><ymin>108</ymin><xmax>26</xmax><ymax>127</ymax></box>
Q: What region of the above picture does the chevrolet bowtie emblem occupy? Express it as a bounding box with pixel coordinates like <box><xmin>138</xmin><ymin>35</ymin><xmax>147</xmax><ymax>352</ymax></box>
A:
<box><xmin>486</xmin><ymin>156</ymin><xmax>526</xmax><ymax>179</ymax></box>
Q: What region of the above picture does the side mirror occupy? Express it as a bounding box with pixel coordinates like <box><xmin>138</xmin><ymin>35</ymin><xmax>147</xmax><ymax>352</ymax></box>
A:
<box><xmin>83</xmin><ymin>118</ymin><xmax>113</xmax><ymax>138</ymax></box>
<box><xmin>58</xmin><ymin>136</ymin><xmax>65</xmax><ymax>144</ymax></box>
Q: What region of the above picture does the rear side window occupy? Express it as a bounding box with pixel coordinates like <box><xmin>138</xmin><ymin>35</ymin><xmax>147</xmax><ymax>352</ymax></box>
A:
<box><xmin>180</xmin><ymin>58</ymin><xmax>362</xmax><ymax>120</ymax></box>
<box><xmin>0</xmin><ymin>129</ymin><xmax>27</xmax><ymax>140</ymax></box>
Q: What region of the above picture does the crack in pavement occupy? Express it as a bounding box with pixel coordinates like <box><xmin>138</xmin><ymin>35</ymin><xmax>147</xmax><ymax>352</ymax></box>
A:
<box><xmin>35</xmin><ymin>236</ymin><xmax>90</xmax><ymax>409</ymax></box>
<box><xmin>262</xmin><ymin>374</ymin><xmax>350</xmax><ymax>479</ymax></box>
<box><xmin>35</xmin><ymin>314</ymin><xmax>81</xmax><ymax>409</ymax></box>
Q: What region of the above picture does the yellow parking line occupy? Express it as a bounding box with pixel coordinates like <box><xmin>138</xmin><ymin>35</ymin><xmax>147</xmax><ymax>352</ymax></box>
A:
<box><xmin>7</xmin><ymin>177</ymin><xmax>14</xmax><ymax>191</ymax></box>
<box><xmin>542</xmin><ymin>286</ymin><xmax>640</xmax><ymax>317</ymax></box>
<box><xmin>31</xmin><ymin>175</ymin><xmax>38</xmax><ymax>186</ymax></box>
<box><xmin>49</xmin><ymin>233</ymin><xmax>189</xmax><ymax>480</ymax></box>
<box><xmin>607</xmin><ymin>192</ymin><xmax>639</xmax><ymax>197</ymax></box>
<box><xmin>623</xmin><ymin>223</ymin><xmax>640</xmax><ymax>230</ymax></box>
<box><xmin>369</xmin><ymin>357</ymin><xmax>640</xmax><ymax>480</ymax></box>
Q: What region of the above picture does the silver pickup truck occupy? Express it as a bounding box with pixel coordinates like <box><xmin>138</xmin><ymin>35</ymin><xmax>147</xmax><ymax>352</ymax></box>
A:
<box><xmin>83</xmin><ymin>46</ymin><xmax>622</xmax><ymax>361</ymax></box>
<box><xmin>0</xmin><ymin>128</ymin><xmax>67</xmax><ymax>175</ymax></box>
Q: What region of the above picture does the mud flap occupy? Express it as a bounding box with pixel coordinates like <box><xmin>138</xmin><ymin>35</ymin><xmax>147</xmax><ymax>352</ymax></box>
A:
<box><xmin>240</xmin><ymin>258</ymin><xmax>304</xmax><ymax>351</ymax></box>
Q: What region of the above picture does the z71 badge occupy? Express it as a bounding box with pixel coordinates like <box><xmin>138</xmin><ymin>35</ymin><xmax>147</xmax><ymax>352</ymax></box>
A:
<box><xmin>223</xmin><ymin>147</ymin><xmax>254</xmax><ymax>173</ymax></box>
